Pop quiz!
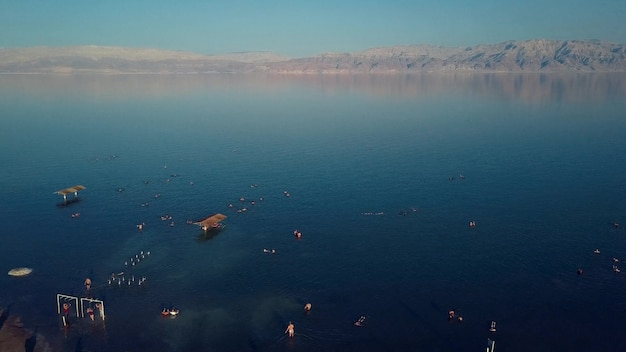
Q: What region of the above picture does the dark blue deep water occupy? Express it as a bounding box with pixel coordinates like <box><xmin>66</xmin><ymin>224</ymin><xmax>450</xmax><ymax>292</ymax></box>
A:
<box><xmin>1</xmin><ymin>73</ymin><xmax>626</xmax><ymax>352</ymax></box>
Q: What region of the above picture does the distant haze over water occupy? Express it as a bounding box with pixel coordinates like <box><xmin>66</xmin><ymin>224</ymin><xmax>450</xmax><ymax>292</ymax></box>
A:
<box><xmin>1</xmin><ymin>73</ymin><xmax>625</xmax><ymax>104</ymax></box>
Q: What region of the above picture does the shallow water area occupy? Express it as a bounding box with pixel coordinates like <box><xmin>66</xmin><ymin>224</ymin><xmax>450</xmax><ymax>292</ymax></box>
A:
<box><xmin>1</xmin><ymin>73</ymin><xmax>626</xmax><ymax>351</ymax></box>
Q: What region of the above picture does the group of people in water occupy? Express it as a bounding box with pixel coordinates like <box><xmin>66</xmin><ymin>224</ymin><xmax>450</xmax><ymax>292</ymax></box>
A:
<box><xmin>582</xmin><ymin>247</ymin><xmax>623</xmax><ymax>274</ymax></box>
<box><xmin>86</xmin><ymin>303</ymin><xmax>104</xmax><ymax>321</ymax></box>
<box><xmin>62</xmin><ymin>300</ymin><xmax>104</xmax><ymax>324</ymax></box>
<box><xmin>448</xmin><ymin>309</ymin><xmax>463</xmax><ymax>322</ymax></box>
<box><xmin>283</xmin><ymin>303</ymin><xmax>367</xmax><ymax>338</ymax></box>
<box><xmin>161</xmin><ymin>307</ymin><xmax>180</xmax><ymax>317</ymax></box>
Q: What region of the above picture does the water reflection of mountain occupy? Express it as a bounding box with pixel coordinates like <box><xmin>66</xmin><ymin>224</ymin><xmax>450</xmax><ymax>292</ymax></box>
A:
<box><xmin>1</xmin><ymin>73</ymin><xmax>624</xmax><ymax>104</ymax></box>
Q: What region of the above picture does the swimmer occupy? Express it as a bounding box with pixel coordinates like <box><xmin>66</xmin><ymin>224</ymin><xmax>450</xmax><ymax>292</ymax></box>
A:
<box><xmin>161</xmin><ymin>308</ymin><xmax>170</xmax><ymax>316</ymax></box>
<box><xmin>448</xmin><ymin>309</ymin><xmax>455</xmax><ymax>320</ymax></box>
<box><xmin>87</xmin><ymin>307</ymin><xmax>94</xmax><ymax>321</ymax></box>
<box><xmin>84</xmin><ymin>278</ymin><xmax>92</xmax><ymax>290</ymax></box>
<box><xmin>285</xmin><ymin>322</ymin><xmax>295</xmax><ymax>337</ymax></box>
<box><xmin>304</xmin><ymin>303</ymin><xmax>312</xmax><ymax>312</ymax></box>
<box><xmin>63</xmin><ymin>303</ymin><xmax>70</xmax><ymax>316</ymax></box>
<box><xmin>354</xmin><ymin>315</ymin><xmax>366</xmax><ymax>327</ymax></box>
<box><xmin>95</xmin><ymin>303</ymin><xmax>104</xmax><ymax>319</ymax></box>
<box><xmin>594</xmin><ymin>249</ymin><xmax>600</xmax><ymax>254</ymax></box>
<box><xmin>577</xmin><ymin>268</ymin><xmax>584</xmax><ymax>275</ymax></box>
<box><xmin>469</xmin><ymin>221</ymin><xmax>476</xmax><ymax>228</ymax></box>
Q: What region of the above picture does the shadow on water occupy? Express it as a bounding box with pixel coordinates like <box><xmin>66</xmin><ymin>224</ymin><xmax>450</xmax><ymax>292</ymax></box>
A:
<box><xmin>0</xmin><ymin>305</ymin><xmax>11</xmax><ymax>331</ymax></box>
<box><xmin>24</xmin><ymin>326</ymin><xmax>37</xmax><ymax>352</ymax></box>
<box><xmin>397</xmin><ymin>298</ymin><xmax>455</xmax><ymax>351</ymax></box>
<box><xmin>56</xmin><ymin>198</ymin><xmax>81</xmax><ymax>208</ymax></box>
<box><xmin>195</xmin><ymin>229</ymin><xmax>225</xmax><ymax>242</ymax></box>
<box><xmin>74</xmin><ymin>336</ymin><xmax>84</xmax><ymax>352</ymax></box>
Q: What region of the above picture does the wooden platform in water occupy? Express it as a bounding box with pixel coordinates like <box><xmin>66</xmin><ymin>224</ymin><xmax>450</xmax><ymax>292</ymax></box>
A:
<box><xmin>193</xmin><ymin>213</ymin><xmax>227</xmax><ymax>228</ymax></box>
<box><xmin>54</xmin><ymin>185</ymin><xmax>87</xmax><ymax>195</ymax></box>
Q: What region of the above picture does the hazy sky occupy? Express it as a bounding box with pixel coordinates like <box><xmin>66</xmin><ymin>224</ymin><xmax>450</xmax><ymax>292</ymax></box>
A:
<box><xmin>1</xmin><ymin>0</ymin><xmax>624</xmax><ymax>57</ymax></box>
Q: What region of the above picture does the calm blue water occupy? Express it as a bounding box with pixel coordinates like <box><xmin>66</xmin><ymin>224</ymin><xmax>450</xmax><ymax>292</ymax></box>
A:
<box><xmin>1</xmin><ymin>73</ymin><xmax>626</xmax><ymax>352</ymax></box>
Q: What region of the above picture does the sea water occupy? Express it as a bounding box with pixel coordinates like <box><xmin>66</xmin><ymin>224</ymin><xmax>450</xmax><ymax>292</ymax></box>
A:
<box><xmin>1</xmin><ymin>73</ymin><xmax>626</xmax><ymax>351</ymax></box>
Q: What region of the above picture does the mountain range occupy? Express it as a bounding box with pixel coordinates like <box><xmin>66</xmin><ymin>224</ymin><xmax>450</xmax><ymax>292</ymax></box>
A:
<box><xmin>0</xmin><ymin>39</ymin><xmax>624</xmax><ymax>74</ymax></box>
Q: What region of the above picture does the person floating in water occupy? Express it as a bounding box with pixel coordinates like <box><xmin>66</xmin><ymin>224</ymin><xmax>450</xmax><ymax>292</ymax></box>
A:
<box><xmin>354</xmin><ymin>315</ymin><xmax>366</xmax><ymax>327</ymax></box>
<box><xmin>285</xmin><ymin>322</ymin><xmax>295</xmax><ymax>337</ymax></box>
<box><xmin>489</xmin><ymin>321</ymin><xmax>497</xmax><ymax>332</ymax></box>
<box><xmin>469</xmin><ymin>221</ymin><xmax>476</xmax><ymax>228</ymax></box>
<box><xmin>84</xmin><ymin>278</ymin><xmax>92</xmax><ymax>290</ymax></box>
<box><xmin>304</xmin><ymin>303</ymin><xmax>312</xmax><ymax>312</ymax></box>
<box><xmin>448</xmin><ymin>309</ymin><xmax>456</xmax><ymax>320</ymax></box>
<box><xmin>294</xmin><ymin>230</ymin><xmax>302</xmax><ymax>238</ymax></box>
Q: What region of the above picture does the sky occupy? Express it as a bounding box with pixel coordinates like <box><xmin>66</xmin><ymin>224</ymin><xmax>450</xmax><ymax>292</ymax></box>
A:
<box><xmin>1</xmin><ymin>0</ymin><xmax>624</xmax><ymax>57</ymax></box>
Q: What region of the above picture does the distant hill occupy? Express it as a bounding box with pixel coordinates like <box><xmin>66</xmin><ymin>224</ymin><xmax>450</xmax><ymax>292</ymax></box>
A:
<box><xmin>0</xmin><ymin>40</ymin><xmax>624</xmax><ymax>74</ymax></box>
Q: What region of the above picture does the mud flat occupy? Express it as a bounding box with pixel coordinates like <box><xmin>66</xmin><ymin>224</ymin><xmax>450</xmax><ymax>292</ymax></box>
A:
<box><xmin>0</xmin><ymin>308</ymin><xmax>53</xmax><ymax>352</ymax></box>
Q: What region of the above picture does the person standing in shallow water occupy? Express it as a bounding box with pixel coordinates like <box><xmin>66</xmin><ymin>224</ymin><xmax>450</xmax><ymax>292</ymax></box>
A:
<box><xmin>285</xmin><ymin>322</ymin><xmax>295</xmax><ymax>337</ymax></box>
